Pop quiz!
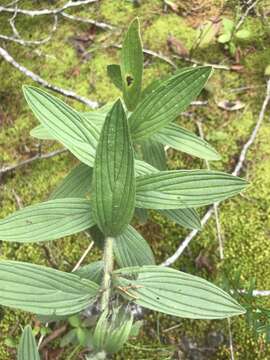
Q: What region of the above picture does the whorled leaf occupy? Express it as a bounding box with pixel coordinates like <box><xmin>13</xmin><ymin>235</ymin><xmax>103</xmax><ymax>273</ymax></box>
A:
<box><xmin>0</xmin><ymin>198</ymin><xmax>95</xmax><ymax>242</ymax></box>
<box><xmin>114</xmin><ymin>266</ymin><xmax>246</xmax><ymax>319</ymax></box>
<box><xmin>50</xmin><ymin>163</ymin><xmax>92</xmax><ymax>199</ymax></box>
<box><xmin>159</xmin><ymin>208</ymin><xmax>201</xmax><ymax>230</ymax></box>
<box><xmin>92</xmin><ymin>99</ymin><xmax>136</xmax><ymax>236</ymax></box>
<box><xmin>0</xmin><ymin>261</ymin><xmax>99</xmax><ymax>315</ymax></box>
<box><xmin>130</xmin><ymin>67</ymin><xmax>212</xmax><ymax>140</ymax></box>
<box><xmin>114</xmin><ymin>225</ymin><xmax>155</xmax><ymax>268</ymax></box>
<box><xmin>23</xmin><ymin>86</ymin><xmax>99</xmax><ymax>167</ymax></box>
<box><xmin>136</xmin><ymin>170</ymin><xmax>247</xmax><ymax>209</ymax></box>
<box><xmin>153</xmin><ymin>123</ymin><xmax>220</xmax><ymax>161</ymax></box>
<box><xmin>140</xmin><ymin>139</ymin><xmax>167</xmax><ymax>170</ymax></box>
<box><xmin>74</xmin><ymin>261</ymin><xmax>104</xmax><ymax>285</ymax></box>
<box><xmin>120</xmin><ymin>17</ymin><xmax>143</xmax><ymax>111</ymax></box>
<box><xmin>107</xmin><ymin>64</ymin><xmax>122</xmax><ymax>91</ymax></box>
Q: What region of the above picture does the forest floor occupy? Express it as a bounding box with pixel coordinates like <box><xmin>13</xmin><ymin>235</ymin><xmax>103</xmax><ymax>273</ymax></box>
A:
<box><xmin>1</xmin><ymin>0</ymin><xmax>270</xmax><ymax>359</ymax></box>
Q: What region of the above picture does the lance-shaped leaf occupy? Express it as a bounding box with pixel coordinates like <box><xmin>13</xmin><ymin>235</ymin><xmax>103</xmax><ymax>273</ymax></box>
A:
<box><xmin>130</xmin><ymin>67</ymin><xmax>212</xmax><ymax>140</ymax></box>
<box><xmin>30</xmin><ymin>124</ymin><xmax>54</xmax><ymax>140</ymax></box>
<box><xmin>136</xmin><ymin>170</ymin><xmax>247</xmax><ymax>209</ymax></box>
<box><xmin>134</xmin><ymin>159</ymin><xmax>158</xmax><ymax>176</ymax></box>
<box><xmin>141</xmin><ymin>139</ymin><xmax>167</xmax><ymax>170</ymax></box>
<box><xmin>107</xmin><ymin>64</ymin><xmax>123</xmax><ymax>91</ymax></box>
<box><xmin>0</xmin><ymin>261</ymin><xmax>99</xmax><ymax>315</ymax></box>
<box><xmin>114</xmin><ymin>225</ymin><xmax>155</xmax><ymax>268</ymax></box>
<box><xmin>114</xmin><ymin>266</ymin><xmax>246</xmax><ymax>319</ymax></box>
<box><xmin>92</xmin><ymin>99</ymin><xmax>136</xmax><ymax>236</ymax></box>
<box><xmin>93</xmin><ymin>307</ymin><xmax>133</xmax><ymax>353</ymax></box>
<box><xmin>120</xmin><ymin>17</ymin><xmax>143</xmax><ymax>111</ymax></box>
<box><xmin>0</xmin><ymin>198</ymin><xmax>95</xmax><ymax>242</ymax></box>
<box><xmin>153</xmin><ymin>123</ymin><xmax>220</xmax><ymax>161</ymax></box>
<box><xmin>18</xmin><ymin>325</ymin><xmax>40</xmax><ymax>360</ymax></box>
<box><xmin>50</xmin><ymin>164</ymin><xmax>92</xmax><ymax>200</ymax></box>
<box><xmin>75</xmin><ymin>261</ymin><xmax>104</xmax><ymax>285</ymax></box>
<box><xmin>31</xmin><ymin>111</ymin><xmax>106</xmax><ymax>141</ymax></box>
<box><xmin>159</xmin><ymin>208</ymin><xmax>201</xmax><ymax>230</ymax></box>
<box><xmin>23</xmin><ymin>86</ymin><xmax>99</xmax><ymax>167</ymax></box>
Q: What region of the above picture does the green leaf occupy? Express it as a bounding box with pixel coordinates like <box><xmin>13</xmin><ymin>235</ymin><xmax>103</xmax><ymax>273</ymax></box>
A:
<box><xmin>140</xmin><ymin>68</ymin><xmax>191</xmax><ymax>100</ymax></box>
<box><xmin>50</xmin><ymin>164</ymin><xmax>92</xmax><ymax>199</ymax></box>
<box><xmin>74</xmin><ymin>261</ymin><xmax>104</xmax><ymax>284</ymax></box>
<box><xmin>130</xmin><ymin>67</ymin><xmax>212</xmax><ymax>140</ymax></box>
<box><xmin>153</xmin><ymin>123</ymin><xmax>220</xmax><ymax>161</ymax></box>
<box><xmin>93</xmin><ymin>307</ymin><xmax>133</xmax><ymax>353</ymax></box>
<box><xmin>222</xmin><ymin>18</ymin><xmax>234</xmax><ymax>33</ymax></box>
<box><xmin>31</xmin><ymin>111</ymin><xmax>107</xmax><ymax>141</ymax></box>
<box><xmin>114</xmin><ymin>266</ymin><xmax>246</xmax><ymax>319</ymax></box>
<box><xmin>30</xmin><ymin>124</ymin><xmax>54</xmax><ymax>140</ymax></box>
<box><xmin>134</xmin><ymin>208</ymin><xmax>148</xmax><ymax>224</ymax></box>
<box><xmin>0</xmin><ymin>261</ymin><xmax>99</xmax><ymax>315</ymax></box>
<box><xmin>218</xmin><ymin>33</ymin><xmax>231</xmax><ymax>44</ymax></box>
<box><xmin>140</xmin><ymin>139</ymin><xmax>167</xmax><ymax>170</ymax></box>
<box><xmin>17</xmin><ymin>325</ymin><xmax>40</xmax><ymax>360</ymax></box>
<box><xmin>121</xmin><ymin>17</ymin><xmax>143</xmax><ymax>111</ymax></box>
<box><xmin>114</xmin><ymin>225</ymin><xmax>155</xmax><ymax>268</ymax></box>
<box><xmin>82</xmin><ymin>111</ymin><xmax>107</xmax><ymax>129</ymax></box>
<box><xmin>60</xmin><ymin>329</ymin><xmax>77</xmax><ymax>347</ymax></box>
<box><xmin>0</xmin><ymin>198</ymin><xmax>95</xmax><ymax>242</ymax></box>
<box><xmin>92</xmin><ymin>99</ymin><xmax>136</xmax><ymax>236</ymax></box>
<box><xmin>235</xmin><ymin>29</ymin><xmax>251</xmax><ymax>40</ymax></box>
<box><xmin>136</xmin><ymin>170</ymin><xmax>247</xmax><ymax>209</ymax></box>
<box><xmin>134</xmin><ymin>159</ymin><xmax>158</xmax><ymax>175</ymax></box>
<box><xmin>159</xmin><ymin>208</ymin><xmax>201</xmax><ymax>230</ymax></box>
<box><xmin>23</xmin><ymin>86</ymin><xmax>99</xmax><ymax>167</ymax></box>
<box><xmin>107</xmin><ymin>64</ymin><xmax>123</xmax><ymax>90</ymax></box>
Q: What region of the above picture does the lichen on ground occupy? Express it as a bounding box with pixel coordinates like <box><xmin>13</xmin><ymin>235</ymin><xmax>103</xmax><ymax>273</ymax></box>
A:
<box><xmin>0</xmin><ymin>0</ymin><xmax>270</xmax><ymax>359</ymax></box>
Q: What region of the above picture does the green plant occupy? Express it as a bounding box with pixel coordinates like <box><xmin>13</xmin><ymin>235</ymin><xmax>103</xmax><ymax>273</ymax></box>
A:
<box><xmin>0</xmin><ymin>18</ymin><xmax>248</xmax><ymax>358</ymax></box>
<box><xmin>218</xmin><ymin>17</ymin><xmax>252</xmax><ymax>56</ymax></box>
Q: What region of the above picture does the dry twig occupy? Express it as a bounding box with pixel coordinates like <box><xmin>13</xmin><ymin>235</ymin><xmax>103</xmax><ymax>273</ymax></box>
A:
<box><xmin>0</xmin><ymin>46</ymin><xmax>99</xmax><ymax>108</ymax></box>
<box><xmin>0</xmin><ymin>149</ymin><xmax>67</xmax><ymax>177</ymax></box>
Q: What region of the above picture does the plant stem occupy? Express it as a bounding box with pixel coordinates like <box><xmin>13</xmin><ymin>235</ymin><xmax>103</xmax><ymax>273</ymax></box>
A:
<box><xmin>101</xmin><ymin>236</ymin><xmax>114</xmax><ymax>311</ymax></box>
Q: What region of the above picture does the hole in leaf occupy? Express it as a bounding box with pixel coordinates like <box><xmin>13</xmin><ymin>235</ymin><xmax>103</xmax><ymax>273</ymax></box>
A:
<box><xmin>126</xmin><ymin>75</ymin><xmax>134</xmax><ymax>87</ymax></box>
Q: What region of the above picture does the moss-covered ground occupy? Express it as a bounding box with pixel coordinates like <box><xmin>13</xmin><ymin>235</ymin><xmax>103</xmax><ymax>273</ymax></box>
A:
<box><xmin>1</xmin><ymin>0</ymin><xmax>270</xmax><ymax>359</ymax></box>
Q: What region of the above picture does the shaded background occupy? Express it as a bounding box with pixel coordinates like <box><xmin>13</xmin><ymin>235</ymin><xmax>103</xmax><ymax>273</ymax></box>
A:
<box><xmin>0</xmin><ymin>0</ymin><xmax>270</xmax><ymax>359</ymax></box>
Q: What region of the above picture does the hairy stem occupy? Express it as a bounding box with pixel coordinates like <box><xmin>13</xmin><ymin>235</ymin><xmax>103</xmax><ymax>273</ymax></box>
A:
<box><xmin>101</xmin><ymin>236</ymin><xmax>114</xmax><ymax>311</ymax></box>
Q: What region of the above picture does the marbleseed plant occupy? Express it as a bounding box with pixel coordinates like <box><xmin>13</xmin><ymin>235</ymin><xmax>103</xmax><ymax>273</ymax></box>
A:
<box><xmin>1</xmin><ymin>18</ymin><xmax>248</xmax><ymax>359</ymax></box>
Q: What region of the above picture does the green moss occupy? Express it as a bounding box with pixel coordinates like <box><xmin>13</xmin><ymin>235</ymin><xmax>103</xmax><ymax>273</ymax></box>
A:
<box><xmin>143</xmin><ymin>14</ymin><xmax>196</xmax><ymax>51</ymax></box>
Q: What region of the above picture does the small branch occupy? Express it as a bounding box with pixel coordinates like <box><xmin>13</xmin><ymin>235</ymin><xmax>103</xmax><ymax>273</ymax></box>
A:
<box><xmin>227</xmin><ymin>318</ymin><xmax>235</xmax><ymax>360</ymax></box>
<box><xmin>233</xmin><ymin>80</ymin><xmax>270</xmax><ymax>177</ymax></box>
<box><xmin>72</xmin><ymin>241</ymin><xmax>94</xmax><ymax>272</ymax></box>
<box><xmin>172</xmin><ymin>54</ymin><xmax>231</xmax><ymax>71</ymax></box>
<box><xmin>0</xmin><ymin>149</ymin><xmax>67</xmax><ymax>176</ymax></box>
<box><xmin>234</xmin><ymin>289</ymin><xmax>270</xmax><ymax>297</ymax></box>
<box><xmin>142</xmin><ymin>48</ymin><xmax>177</xmax><ymax>69</ymax></box>
<box><xmin>235</xmin><ymin>0</ymin><xmax>260</xmax><ymax>31</ymax></box>
<box><xmin>0</xmin><ymin>0</ymin><xmax>97</xmax><ymax>17</ymax></box>
<box><xmin>162</xmin><ymin>79</ymin><xmax>270</xmax><ymax>267</ymax></box>
<box><xmin>39</xmin><ymin>324</ymin><xmax>68</xmax><ymax>350</ymax></box>
<box><xmin>61</xmin><ymin>12</ymin><xmax>114</xmax><ymax>31</ymax></box>
<box><xmin>0</xmin><ymin>46</ymin><xmax>99</xmax><ymax>108</ymax></box>
<box><xmin>0</xmin><ymin>15</ymin><xmax>58</xmax><ymax>45</ymax></box>
<box><xmin>101</xmin><ymin>236</ymin><xmax>114</xmax><ymax>311</ymax></box>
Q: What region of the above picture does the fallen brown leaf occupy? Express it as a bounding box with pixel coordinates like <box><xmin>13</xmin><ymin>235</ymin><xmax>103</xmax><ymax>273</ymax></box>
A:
<box><xmin>167</xmin><ymin>35</ymin><xmax>189</xmax><ymax>57</ymax></box>
<box><xmin>217</xmin><ymin>100</ymin><xmax>245</xmax><ymax>111</ymax></box>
